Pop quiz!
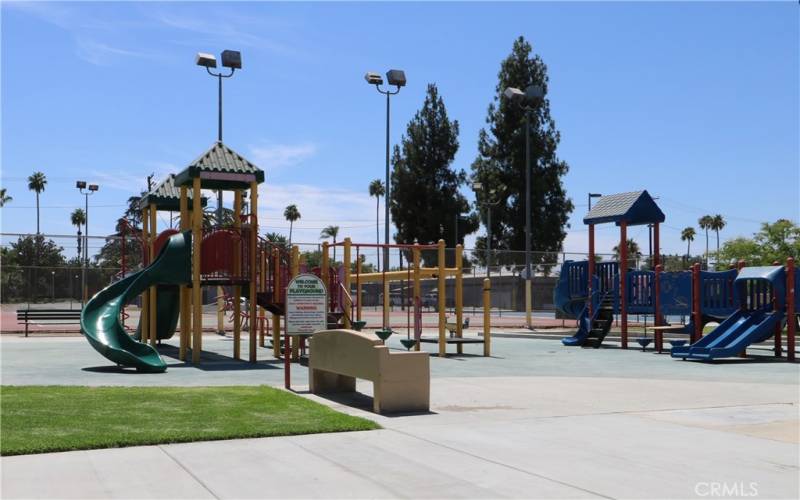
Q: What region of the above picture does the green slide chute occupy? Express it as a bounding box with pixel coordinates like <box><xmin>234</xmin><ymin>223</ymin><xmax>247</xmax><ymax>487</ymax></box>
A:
<box><xmin>81</xmin><ymin>231</ymin><xmax>192</xmax><ymax>372</ymax></box>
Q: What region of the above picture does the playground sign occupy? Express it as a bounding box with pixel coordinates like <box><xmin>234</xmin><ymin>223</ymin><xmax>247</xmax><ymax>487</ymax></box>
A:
<box><xmin>286</xmin><ymin>273</ymin><xmax>328</xmax><ymax>335</ymax></box>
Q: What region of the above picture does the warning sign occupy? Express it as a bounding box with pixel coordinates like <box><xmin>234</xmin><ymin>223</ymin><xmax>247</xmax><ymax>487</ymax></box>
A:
<box><xmin>286</xmin><ymin>273</ymin><xmax>328</xmax><ymax>335</ymax></box>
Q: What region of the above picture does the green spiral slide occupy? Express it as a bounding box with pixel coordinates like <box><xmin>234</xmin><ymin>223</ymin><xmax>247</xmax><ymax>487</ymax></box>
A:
<box><xmin>81</xmin><ymin>231</ymin><xmax>192</xmax><ymax>372</ymax></box>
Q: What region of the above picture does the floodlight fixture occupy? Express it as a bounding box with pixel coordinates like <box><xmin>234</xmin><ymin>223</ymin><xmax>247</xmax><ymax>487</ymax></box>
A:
<box><xmin>76</xmin><ymin>181</ymin><xmax>87</xmax><ymax>189</ymax></box>
<box><xmin>88</xmin><ymin>184</ymin><xmax>99</xmax><ymax>192</ymax></box>
<box><xmin>386</xmin><ymin>69</ymin><xmax>406</xmax><ymax>87</ymax></box>
<box><xmin>525</xmin><ymin>85</ymin><xmax>544</xmax><ymax>100</ymax></box>
<box><xmin>195</xmin><ymin>52</ymin><xmax>218</xmax><ymax>68</ymax></box>
<box><xmin>364</xmin><ymin>72</ymin><xmax>384</xmax><ymax>85</ymax></box>
<box><xmin>221</xmin><ymin>50</ymin><xmax>242</xmax><ymax>69</ymax></box>
<box><xmin>504</xmin><ymin>87</ymin><xmax>524</xmax><ymax>102</ymax></box>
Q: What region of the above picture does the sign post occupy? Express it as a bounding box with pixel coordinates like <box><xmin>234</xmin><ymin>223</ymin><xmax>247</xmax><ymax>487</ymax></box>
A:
<box><xmin>284</xmin><ymin>273</ymin><xmax>328</xmax><ymax>389</ymax></box>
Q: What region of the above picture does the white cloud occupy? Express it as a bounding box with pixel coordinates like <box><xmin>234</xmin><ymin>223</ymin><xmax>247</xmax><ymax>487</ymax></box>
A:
<box><xmin>74</xmin><ymin>38</ymin><xmax>159</xmax><ymax>66</ymax></box>
<box><xmin>249</xmin><ymin>143</ymin><xmax>317</xmax><ymax>170</ymax></box>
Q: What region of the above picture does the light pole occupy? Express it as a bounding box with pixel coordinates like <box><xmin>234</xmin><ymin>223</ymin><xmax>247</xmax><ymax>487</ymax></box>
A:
<box><xmin>196</xmin><ymin>50</ymin><xmax>242</xmax><ymax>228</ymax></box>
<box><xmin>365</xmin><ymin>69</ymin><xmax>406</xmax><ymax>273</ymax></box>
<box><xmin>473</xmin><ymin>182</ymin><xmax>504</xmax><ymax>278</ymax></box>
<box><xmin>76</xmin><ymin>181</ymin><xmax>98</xmax><ymax>305</ymax></box>
<box><xmin>504</xmin><ymin>85</ymin><xmax>543</xmax><ymax>329</ymax></box>
<box><xmin>51</xmin><ymin>271</ymin><xmax>55</xmax><ymax>302</ymax></box>
<box><xmin>588</xmin><ymin>193</ymin><xmax>602</xmax><ymax>211</ymax></box>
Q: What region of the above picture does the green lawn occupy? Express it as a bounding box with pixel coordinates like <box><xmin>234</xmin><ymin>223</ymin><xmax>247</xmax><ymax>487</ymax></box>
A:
<box><xmin>0</xmin><ymin>385</ymin><xmax>379</xmax><ymax>456</ymax></box>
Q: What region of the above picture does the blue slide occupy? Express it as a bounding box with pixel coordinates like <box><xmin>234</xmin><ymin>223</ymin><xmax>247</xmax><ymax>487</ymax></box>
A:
<box><xmin>671</xmin><ymin>310</ymin><xmax>784</xmax><ymax>360</ymax></box>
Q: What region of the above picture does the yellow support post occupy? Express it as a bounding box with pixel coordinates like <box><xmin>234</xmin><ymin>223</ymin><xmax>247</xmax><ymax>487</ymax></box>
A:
<box><xmin>149</xmin><ymin>203</ymin><xmax>157</xmax><ymax>347</ymax></box>
<box><xmin>141</xmin><ymin>206</ymin><xmax>149</xmax><ymax>346</ymax></box>
<box><xmin>272</xmin><ymin>248</ymin><xmax>281</xmax><ymax>359</ymax></box>
<box><xmin>178</xmin><ymin>187</ymin><xmax>189</xmax><ymax>360</ymax></box>
<box><xmin>383</xmin><ymin>279</ymin><xmax>390</xmax><ymax>331</ymax></box>
<box><xmin>259</xmin><ymin>249</ymin><xmax>267</xmax><ymax>347</ymax></box>
<box><xmin>343</xmin><ymin>238</ymin><xmax>352</xmax><ymax>329</ymax></box>
<box><xmin>233</xmin><ymin>191</ymin><xmax>242</xmax><ymax>360</ymax></box>
<box><xmin>249</xmin><ymin>181</ymin><xmax>258</xmax><ymax>363</ymax></box>
<box><xmin>413</xmin><ymin>243</ymin><xmax>421</xmax><ymax>351</ymax></box>
<box><xmin>455</xmin><ymin>244</ymin><xmax>464</xmax><ymax>355</ymax></box>
<box><xmin>437</xmin><ymin>239</ymin><xmax>446</xmax><ymax>357</ymax></box>
<box><xmin>191</xmin><ymin>177</ymin><xmax>202</xmax><ymax>364</ymax></box>
<box><xmin>483</xmin><ymin>278</ymin><xmax>491</xmax><ymax>357</ymax></box>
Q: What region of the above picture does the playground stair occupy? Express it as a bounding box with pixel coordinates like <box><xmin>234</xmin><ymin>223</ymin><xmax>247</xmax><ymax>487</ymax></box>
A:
<box><xmin>584</xmin><ymin>298</ymin><xmax>614</xmax><ymax>348</ymax></box>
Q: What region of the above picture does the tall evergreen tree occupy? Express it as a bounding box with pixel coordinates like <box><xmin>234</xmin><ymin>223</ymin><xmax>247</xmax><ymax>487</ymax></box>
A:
<box><xmin>471</xmin><ymin>37</ymin><xmax>573</xmax><ymax>271</ymax></box>
<box><xmin>390</xmin><ymin>83</ymin><xmax>478</xmax><ymax>265</ymax></box>
<box><xmin>27</xmin><ymin>171</ymin><xmax>47</xmax><ymax>234</ymax></box>
<box><xmin>368</xmin><ymin>179</ymin><xmax>385</xmax><ymax>271</ymax></box>
<box><xmin>283</xmin><ymin>204</ymin><xmax>301</xmax><ymax>244</ymax></box>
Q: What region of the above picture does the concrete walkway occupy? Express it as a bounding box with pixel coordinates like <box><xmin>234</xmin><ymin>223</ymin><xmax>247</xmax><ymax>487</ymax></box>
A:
<box><xmin>2</xmin><ymin>335</ymin><xmax>798</xmax><ymax>498</ymax></box>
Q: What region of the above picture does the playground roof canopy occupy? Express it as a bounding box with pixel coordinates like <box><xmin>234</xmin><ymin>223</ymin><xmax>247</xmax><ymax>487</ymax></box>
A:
<box><xmin>583</xmin><ymin>190</ymin><xmax>665</xmax><ymax>227</ymax></box>
<box><xmin>174</xmin><ymin>141</ymin><xmax>265</xmax><ymax>190</ymax></box>
<box><xmin>138</xmin><ymin>174</ymin><xmax>207</xmax><ymax>211</ymax></box>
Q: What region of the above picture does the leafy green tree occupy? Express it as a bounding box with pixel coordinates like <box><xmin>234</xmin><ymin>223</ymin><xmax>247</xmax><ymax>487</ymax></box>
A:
<box><xmin>283</xmin><ymin>204</ymin><xmax>301</xmax><ymax>244</ymax></box>
<box><xmin>0</xmin><ymin>188</ymin><xmax>12</xmax><ymax>207</ymax></box>
<box><xmin>698</xmin><ymin>215</ymin><xmax>713</xmax><ymax>269</ymax></box>
<box><xmin>717</xmin><ymin>219</ymin><xmax>799</xmax><ymax>266</ymax></box>
<box><xmin>368</xmin><ymin>179</ymin><xmax>385</xmax><ymax>271</ymax></box>
<box><xmin>471</xmin><ymin>36</ymin><xmax>573</xmax><ymax>271</ymax></box>
<box><xmin>680</xmin><ymin>227</ymin><xmax>696</xmax><ymax>259</ymax></box>
<box><xmin>710</xmin><ymin>214</ymin><xmax>726</xmax><ymax>268</ymax></box>
<box><xmin>0</xmin><ymin>235</ymin><xmax>66</xmax><ymax>300</ymax></box>
<box><xmin>390</xmin><ymin>83</ymin><xmax>478</xmax><ymax>266</ymax></box>
<box><xmin>612</xmin><ymin>239</ymin><xmax>642</xmax><ymax>270</ymax></box>
<box><xmin>27</xmin><ymin>171</ymin><xmax>47</xmax><ymax>234</ymax></box>
<box><xmin>319</xmin><ymin>225</ymin><xmax>340</xmax><ymax>263</ymax></box>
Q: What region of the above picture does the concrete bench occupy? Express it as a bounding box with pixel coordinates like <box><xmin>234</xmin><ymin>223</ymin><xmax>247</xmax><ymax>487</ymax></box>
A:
<box><xmin>309</xmin><ymin>329</ymin><xmax>430</xmax><ymax>414</ymax></box>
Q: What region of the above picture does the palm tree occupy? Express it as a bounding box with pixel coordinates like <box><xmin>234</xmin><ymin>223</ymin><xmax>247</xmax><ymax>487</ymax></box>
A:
<box><xmin>283</xmin><ymin>204</ymin><xmax>301</xmax><ymax>245</ymax></box>
<box><xmin>264</xmin><ymin>232</ymin><xmax>290</xmax><ymax>251</ymax></box>
<box><xmin>70</xmin><ymin>208</ymin><xmax>86</xmax><ymax>258</ymax></box>
<box><xmin>320</xmin><ymin>225</ymin><xmax>340</xmax><ymax>263</ymax></box>
<box><xmin>710</xmin><ymin>214</ymin><xmax>726</xmax><ymax>269</ymax></box>
<box><xmin>698</xmin><ymin>215</ymin><xmax>713</xmax><ymax>270</ymax></box>
<box><xmin>368</xmin><ymin>179</ymin><xmax>385</xmax><ymax>271</ymax></box>
<box><xmin>680</xmin><ymin>226</ymin><xmax>696</xmax><ymax>267</ymax></box>
<box><xmin>27</xmin><ymin>171</ymin><xmax>47</xmax><ymax>234</ymax></box>
<box><xmin>0</xmin><ymin>188</ymin><xmax>12</xmax><ymax>207</ymax></box>
<box><xmin>612</xmin><ymin>238</ymin><xmax>642</xmax><ymax>269</ymax></box>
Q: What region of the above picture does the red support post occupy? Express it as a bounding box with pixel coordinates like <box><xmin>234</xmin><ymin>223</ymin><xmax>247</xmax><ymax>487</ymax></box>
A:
<box><xmin>773</xmin><ymin>260</ymin><xmax>782</xmax><ymax>357</ymax></box>
<box><xmin>620</xmin><ymin>221</ymin><xmax>628</xmax><ymax>349</ymax></box>
<box><xmin>653</xmin><ymin>222</ymin><xmax>660</xmax><ymax>269</ymax></box>
<box><xmin>588</xmin><ymin>224</ymin><xmax>595</xmax><ymax>316</ymax></box>
<box><xmin>654</xmin><ymin>264</ymin><xmax>662</xmax><ymax>352</ymax></box>
<box><xmin>787</xmin><ymin>257</ymin><xmax>796</xmax><ymax>362</ymax></box>
<box><xmin>692</xmin><ymin>263</ymin><xmax>702</xmax><ymax>343</ymax></box>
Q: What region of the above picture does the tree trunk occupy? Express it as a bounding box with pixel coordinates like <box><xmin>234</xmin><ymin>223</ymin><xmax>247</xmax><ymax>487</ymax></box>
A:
<box><xmin>289</xmin><ymin>221</ymin><xmax>293</xmax><ymax>245</ymax></box>
<box><xmin>705</xmin><ymin>230</ymin><xmax>709</xmax><ymax>270</ymax></box>
<box><xmin>36</xmin><ymin>192</ymin><xmax>40</xmax><ymax>234</ymax></box>
<box><xmin>715</xmin><ymin>229</ymin><xmax>720</xmax><ymax>268</ymax></box>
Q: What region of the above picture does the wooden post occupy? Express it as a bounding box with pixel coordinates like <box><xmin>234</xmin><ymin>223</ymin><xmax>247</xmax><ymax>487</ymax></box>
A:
<box><xmin>787</xmin><ymin>257</ymin><xmax>796</xmax><ymax>362</ymax></box>
<box><xmin>356</xmin><ymin>248</ymin><xmax>363</xmax><ymax>322</ymax></box>
<box><xmin>233</xmin><ymin>191</ymin><xmax>242</xmax><ymax>360</ymax></box>
<box><xmin>249</xmin><ymin>181</ymin><xmax>258</xmax><ymax>363</ymax></box>
<box><xmin>178</xmin><ymin>186</ymin><xmax>189</xmax><ymax>360</ymax></box>
<box><xmin>141</xmin><ymin>206</ymin><xmax>149</xmax><ymax>346</ymax></box>
<box><xmin>438</xmin><ymin>239</ymin><xmax>446</xmax><ymax>357</ymax></box>
<box><xmin>455</xmin><ymin>244</ymin><xmax>464</xmax><ymax>354</ymax></box>
<box><xmin>259</xmin><ymin>248</ymin><xmax>267</xmax><ymax>347</ymax></box>
<box><xmin>483</xmin><ymin>278</ymin><xmax>491</xmax><ymax>356</ymax></box>
<box><xmin>149</xmin><ymin>203</ymin><xmax>157</xmax><ymax>347</ymax></box>
<box><xmin>620</xmin><ymin>221</ymin><xmax>628</xmax><ymax>349</ymax></box>
<box><xmin>272</xmin><ymin>248</ymin><xmax>281</xmax><ymax>358</ymax></box>
<box><xmin>191</xmin><ymin>177</ymin><xmax>202</xmax><ymax>363</ymax></box>
<box><xmin>413</xmin><ymin>243</ymin><xmax>421</xmax><ymax>351</ymax></box>
<box><xmin>290</xmin><ymin>243</ymin><xmax>300</xmax><ymax>361</ymax></box>
<box><xmin>588</xmin><ymin>224</ymin><xmax>595</xmax><ymax>317</ymax></box>
<box><xmin>321</xmin><ymin>242</ymin><xmax>329</xmax><ymax>302</ymax></box>
<box><xmin>343</xmin><ymin>238</ymin><xmax>352</xmax><ymax>329</ymax></box>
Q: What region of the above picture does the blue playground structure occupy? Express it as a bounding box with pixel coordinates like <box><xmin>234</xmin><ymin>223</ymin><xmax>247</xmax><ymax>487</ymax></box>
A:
<box><xmin>554</xmin><ymin>190</ymin><xmax>798</xmax><ymax>360</ymax></box>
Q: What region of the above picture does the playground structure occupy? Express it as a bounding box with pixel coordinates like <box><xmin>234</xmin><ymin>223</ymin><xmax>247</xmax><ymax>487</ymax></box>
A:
<box><xmin>554</xmin><ymin>190</ymin><xmax>798</xmax><ymax>361</ymax></box>
<box><xmin>80</xmin><ymin>146</ymin><xmax>489</xmax><ymax>371</ymax></box>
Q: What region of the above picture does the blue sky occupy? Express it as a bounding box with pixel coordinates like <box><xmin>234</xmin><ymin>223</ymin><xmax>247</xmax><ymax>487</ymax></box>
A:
<box><xmin>2</xmin><ymin>1</ymin><xmax>798</xmax><ymax>264</ymax></box>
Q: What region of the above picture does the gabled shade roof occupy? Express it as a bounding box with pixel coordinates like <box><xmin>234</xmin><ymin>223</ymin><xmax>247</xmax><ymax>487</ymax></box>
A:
<box><xmin>138</xmin><ymin>174</ymin><xmax>207</xmax><ymax>211</ymax></box>
<box><xmin>583</xmin><ymin>190</ymin><xmax>665</xmax><ymax>227</ymax></box>
<box><xmin>174</xmin><ymin>141</ymin><xmax>265</xmax><ymax>190</ymax></box>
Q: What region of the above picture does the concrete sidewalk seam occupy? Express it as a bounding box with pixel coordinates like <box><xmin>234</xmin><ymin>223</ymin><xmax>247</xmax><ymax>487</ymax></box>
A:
<box><xmin>158</xmin><ymin>445</ymin><xmax>221</xmax><ymax>499</ymax></box>
<box><xmin>386</xmin><ymin>428</ymin><xmax>614</xmax><ymax>499</ymax></box>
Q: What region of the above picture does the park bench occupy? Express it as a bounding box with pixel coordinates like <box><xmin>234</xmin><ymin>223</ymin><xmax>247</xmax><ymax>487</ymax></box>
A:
<box><xmin>16</xmin><ymin>308</ymin><xmax>82</xmax><ymax>337</ymax></box>
<box><xmin>309</xmin><ymin>329</ymin><xmax>430</xmax><ymax>414</ymax></box>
